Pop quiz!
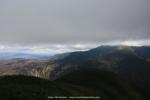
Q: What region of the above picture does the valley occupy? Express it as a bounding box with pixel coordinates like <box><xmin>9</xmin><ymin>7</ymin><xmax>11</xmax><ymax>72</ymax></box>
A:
<box><xmin>0</xmin><ymin>46</ymin><xmax>150</xmax><ymax>100</ymax></box>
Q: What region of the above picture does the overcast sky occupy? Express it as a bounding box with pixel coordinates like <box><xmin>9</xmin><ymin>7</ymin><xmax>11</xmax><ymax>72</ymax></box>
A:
<box><xmin>0</xmin><ymin>0</ymin><xmax>150</xmax><ymax>53</ymax></box>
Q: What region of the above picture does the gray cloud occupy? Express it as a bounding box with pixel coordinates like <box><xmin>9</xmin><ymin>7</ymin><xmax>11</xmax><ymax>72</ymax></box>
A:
<box><xmin>0</xmin><ymin>0</ymin><xmax>150</xmax><ymax>45</ymax></box>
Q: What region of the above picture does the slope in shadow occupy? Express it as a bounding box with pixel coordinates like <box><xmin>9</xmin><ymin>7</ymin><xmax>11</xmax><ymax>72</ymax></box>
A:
<box><xmin>0</xmin><ymin>69</ymin><xmax>146</xmax><ymax>100</ymax></box>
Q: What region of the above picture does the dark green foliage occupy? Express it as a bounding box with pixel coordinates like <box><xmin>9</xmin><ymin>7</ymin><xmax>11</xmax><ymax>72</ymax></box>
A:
<box><xmin>56</xmin><ymin>69</ymin><xmax>145</xmax><ymax>100</ymax></box>
<box><xmin>0</xmin><ymin>69</ymin><xmax>147</xmax><ymax>100</ymax></box>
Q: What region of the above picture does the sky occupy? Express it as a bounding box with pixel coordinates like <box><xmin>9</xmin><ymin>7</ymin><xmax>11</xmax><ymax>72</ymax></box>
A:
<box><xmin>0</xmin><ymin>0</ymin><xmax>150</xmax><ymax>54</ymax></box>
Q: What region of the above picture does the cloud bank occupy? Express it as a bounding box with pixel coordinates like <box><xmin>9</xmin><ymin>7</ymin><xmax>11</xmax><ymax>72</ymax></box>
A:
<box><xmin>0</xmin><ymin>39</ymin><xmax>150</xmax><ymax>54</ymax></box>
<box><xmin>0</xmin><ymin>0</ymin><xmax>150</xmax><ymax>53</ymax></box>
<box><xmin>0</xmin><ymin>0</ymin><xmax>150</xmax><ymax>44</ymax></box>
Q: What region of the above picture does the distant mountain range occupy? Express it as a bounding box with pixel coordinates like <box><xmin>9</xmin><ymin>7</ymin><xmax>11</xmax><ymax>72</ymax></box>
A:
<box><xmin>0</xmin><ymin>45</ymin><xmax>150</xmax><ymax>99</ymax></box>
<box><xmin>0</xmin><ymin>52</ymin><xmax>53</xmax><ymax>60</ymax></box>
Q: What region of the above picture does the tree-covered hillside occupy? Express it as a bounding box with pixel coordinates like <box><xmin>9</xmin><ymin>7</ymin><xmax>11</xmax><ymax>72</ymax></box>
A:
<box><xmin>0</xmin><ymin>69</ymin><xmax>148</xmax><ymax>100</ymax></box>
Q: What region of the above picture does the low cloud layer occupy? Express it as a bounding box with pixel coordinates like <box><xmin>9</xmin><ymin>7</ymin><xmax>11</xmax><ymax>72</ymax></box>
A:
<box><xmin>0</xmin><ymin>0</ymin><xmax>150</xmax><ymax>45</ymax></box>
<box><xmin>0</xmin><ymin>0</ymin><xmax>150</xmax><ymax>54</ymax></box>
<box><xmin>0</xmin><ymin>39</ymin><xmax>150</xmax><ymax>54</ymax></box>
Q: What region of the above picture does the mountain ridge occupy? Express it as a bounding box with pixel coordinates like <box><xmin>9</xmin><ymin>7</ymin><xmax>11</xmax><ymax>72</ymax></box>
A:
<box><xmin>0</xmin><ymin>45</ymin><xmax>150</xmax><ymax>94</ymax></box>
